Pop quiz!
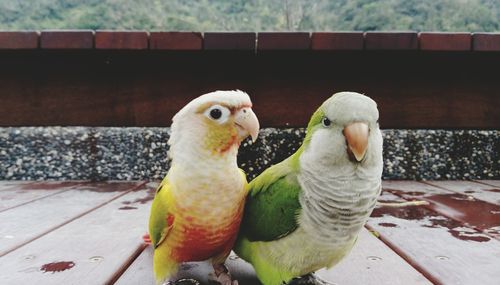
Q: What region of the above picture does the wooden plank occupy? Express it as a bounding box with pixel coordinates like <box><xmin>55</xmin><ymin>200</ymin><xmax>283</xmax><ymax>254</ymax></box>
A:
<box><xmin>40</xmin><ymin>30</ymin><xmax>94</xmax><ymax>49</ymax></box>
<box><xmin>0</xmin><ymin>182</ymin><xmax>82</xmax><ymax>213</ymax></box>
<box><xmin>204</xmin><ymin>33</ymin><xmax>256</xmax><ymax>51</ymax></box>
<box><xmin>473</xmin><ymin>33</ymin><xmax>500</xmax><ymax>51</ymax></box>
<box><xmin>116</xmin><ymin>228</ymin><xmax>431</xmax><ymax>285</ymax></box>
<box><xmin>0</xmin><ymin>182</ymin><xmax>155</xmax><ymax>284</ymax></box>
<box><xmin>419</xmin><ymin>32</ymin><xmax>471</xmax><ymax>51</ymax></box>
<box><xmin>425</xmin><ymin>180</ymin><xmax>500</xmax><ymax>205</ymax></box>
<box><xmin>368</xmin><ymin>195</ymin><xmax>500</xmax><ymax>285</ymax></box>
<box><xmin>150</xmin><ymin>32</ymin><xmax>202</xmax><ymax>50</ymax></box>
<box><xmin>364</xmin><ymin>32</ymin><xmax>418</xmax><ymax>50</ymax></box>
<box><xmin>311</xmin><ymin>32</ymin><xmax>364</xmax><ymax>50</ymax></box>
<box><xmin>317</xmin><ymin>228</ymin><xmax>431</xmax><ymax>285</ymax></box>
<box><xmin>0</xmin><ymin>181</ymin><xmax>142</xmax><ymax>256</ymax></box>
<box><xmin>95</xmin><ymin>31</ymin><xmax>148</xmax><ymax>49</ymax></box>
<box><xmin>383</xmin><ymin>181</ymin><xmax>500</xmax><ymax>239</ymax></box>
<box><xmin>0</xmin><ymin>31</ymin><xmax>38</xmax><ymax>49</ymax></box>
<box><xmin>257</xmin><ymin>32</ymin><xmax>310</xmax><ymax>50</ymax></box>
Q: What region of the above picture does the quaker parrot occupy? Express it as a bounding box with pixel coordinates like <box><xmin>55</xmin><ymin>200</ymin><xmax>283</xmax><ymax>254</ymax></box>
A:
<box><xmin>147</xmin><ymin>90</ymin><xmax>259</xmax><ymax>285</ymax></box>
<box><xmin>234</xmin><ymin>91</ymin><xmax>383</xmax><ymax>285</ymax></box>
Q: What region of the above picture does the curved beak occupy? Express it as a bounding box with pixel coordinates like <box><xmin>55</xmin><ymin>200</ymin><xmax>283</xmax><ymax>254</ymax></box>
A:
<box><xmin>234</xmin><ymin>107</ymin><xmax>260</xmax><ymax>142</ymax></box>
<box><xmin>344</xmin><ymin>122</ymin><xmax>369</xmax><ymax>162</ymax></box>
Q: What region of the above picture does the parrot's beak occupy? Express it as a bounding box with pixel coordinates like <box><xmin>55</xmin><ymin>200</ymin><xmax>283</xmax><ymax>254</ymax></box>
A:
<box><xmin>234</xmin><ymin>107</ymin><xmax>260</xmax><ymax>142</ymax></box>
<box><xmin>343</xmin><ymin>122</ymin><xmax>369</xmax><ymax>162</ymax></box>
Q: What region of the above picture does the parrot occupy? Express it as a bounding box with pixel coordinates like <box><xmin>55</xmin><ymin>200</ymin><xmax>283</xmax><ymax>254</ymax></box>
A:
<box><xmin>234</xmin><ymin>91</ymin><xmax>383</xmax><ymax>285</ymax></box>
<box><xmin>146</xmin><ymin>90</ymin><xmax>259</xmax><ymax>285</ymax></box>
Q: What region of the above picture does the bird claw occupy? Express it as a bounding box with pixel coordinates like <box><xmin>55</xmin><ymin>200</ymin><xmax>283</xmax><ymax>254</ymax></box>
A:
<box><xmin>163</xmin><ymin>279</ymin><xmax>201</xmax><ymax>285</ymax></box>
<box><xmin>210</xmin><ymin>264</ymin><xmax>238</xmax><ymax>285</ymax></box>
<box><xmin>287</xmin><ymin>274</ymin><xmax>334</xmax><ymax>285</ymax></box>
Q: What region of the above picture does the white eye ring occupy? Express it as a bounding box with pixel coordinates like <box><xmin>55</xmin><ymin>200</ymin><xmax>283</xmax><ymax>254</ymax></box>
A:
<box><xmin>204</xmin><ymin>105</ymin><xmax>230</xmax><ymax>124</ymax></box>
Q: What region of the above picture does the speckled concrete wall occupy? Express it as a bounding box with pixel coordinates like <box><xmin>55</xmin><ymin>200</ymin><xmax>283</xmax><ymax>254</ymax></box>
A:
<box><xmin>0</xmin><ymin>127</ymin><xmax>498</xmax><ymax>180</ymax></box>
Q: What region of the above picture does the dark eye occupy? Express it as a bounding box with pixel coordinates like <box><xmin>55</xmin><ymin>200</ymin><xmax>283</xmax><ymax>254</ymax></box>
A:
<box><xmin>322</xmin><ymin>117</ymin><xmax>331</xmax><ymax>127</ymax></box>
<box><xmin>210</xmin><ymin>108</ymin><xmax>222</xmax><ymax>120</ymax></box>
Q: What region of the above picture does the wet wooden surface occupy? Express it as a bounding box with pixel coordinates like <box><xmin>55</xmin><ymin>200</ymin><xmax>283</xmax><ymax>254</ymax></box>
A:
<box><xmin>0</xmin><ymin>180</ymin><xmax>499</xmax><ymax>285</ymax></box>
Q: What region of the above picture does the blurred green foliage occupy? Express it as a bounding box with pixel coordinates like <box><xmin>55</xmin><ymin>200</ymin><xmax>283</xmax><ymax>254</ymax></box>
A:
<box><xmin>0</xmin><ymin>0</ymin><xmax>498</xmax><ymax>31</ymax></box>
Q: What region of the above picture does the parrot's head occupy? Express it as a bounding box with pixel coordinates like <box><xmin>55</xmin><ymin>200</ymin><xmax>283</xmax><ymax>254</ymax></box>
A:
<box><xmin>168</xmin><ymin>90</ymin><xmax>259</xmax><ymax>161</ymax></box>
<box><xmin>301</xmin><ymin>91</ymin><xmax>383</xmax><ymax>174</ymax></box>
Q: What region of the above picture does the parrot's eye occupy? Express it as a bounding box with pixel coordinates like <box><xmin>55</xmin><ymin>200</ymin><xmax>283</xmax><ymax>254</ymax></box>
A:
<box><xmin>322</xmin><ymin>117</ymin><xmax>331</xmax><ymax>127</ymax></box>
<box><xmin>204</xmin><ymin>105</ymin><xmax>230</xmax><ymax>123</ymax></box>
<box><xmin>210</xmin><ymin>108</ymin><xmax>222</xmax><ymax>119</ymax></box>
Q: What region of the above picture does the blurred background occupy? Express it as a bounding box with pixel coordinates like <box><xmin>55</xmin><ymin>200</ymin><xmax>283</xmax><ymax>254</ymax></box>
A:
<box><xmin>1</xmin><ymin>0</ymin><xmax>499</xmax><ymax>31</ymax></box>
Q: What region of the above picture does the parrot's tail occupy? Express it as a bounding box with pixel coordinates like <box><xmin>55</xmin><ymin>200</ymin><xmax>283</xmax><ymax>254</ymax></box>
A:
<box><xmin>153</xmin><ymin>248</ymin><xmax>178</xmax><ymax>285</ymax></box>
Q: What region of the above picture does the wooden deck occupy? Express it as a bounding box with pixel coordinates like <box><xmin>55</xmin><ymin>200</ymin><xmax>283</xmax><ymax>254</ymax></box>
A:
<box><xmin>0</xmin><ymin>180</ymin><xmax>499</xmax><ymax>285</ymax></box>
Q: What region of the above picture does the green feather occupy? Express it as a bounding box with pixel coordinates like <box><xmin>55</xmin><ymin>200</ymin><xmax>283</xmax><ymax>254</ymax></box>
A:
<box><xmin>238</xmin><ymin>107</ymin><xmax>325</xmax><ymax>242</ymax></box>
<box><xmin>149</xmin><ymin>178</ymin><xmax>171</xmax><ymax>248</ymax></box>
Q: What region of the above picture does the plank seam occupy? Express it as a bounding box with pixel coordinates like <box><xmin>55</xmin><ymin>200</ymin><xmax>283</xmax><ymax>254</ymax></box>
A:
<box><xmin>422</xmin><ymin>180</ymin><xmax>500</xmax><ymax>206</ymax></box>
<box><xmin>472</xmin><ymin>180</ymin><xmax>499</xmax><ymax>188</ymax></box>
<box><xmin>364</xmin><ymin>224</ymin><xmax>441</xmax><ymax>285</ymax></box>
<box><xmin>107</xmin><ymin>243</ymin><xmax>148</xmax><ymax>285</ymax></box>
<box><xmin>0</xmin><ymin>181</ymin><xmax>148</xmax><ymax>257</ymax></box>
<box><xmin>0</xmin><ymin>188</ymin><xmax>72</xmax><ymax>214</ymax></box>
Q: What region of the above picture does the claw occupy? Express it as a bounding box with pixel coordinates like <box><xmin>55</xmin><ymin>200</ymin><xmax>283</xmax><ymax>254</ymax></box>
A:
<box><xmin>211</xmin><ymin>264</ymin><xmax>237</xmax><ymax>285</ymax></box>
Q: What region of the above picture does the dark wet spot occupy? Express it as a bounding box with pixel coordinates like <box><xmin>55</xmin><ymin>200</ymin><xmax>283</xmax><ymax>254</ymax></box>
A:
<box><xmin>464</xmin><ymin>190</ymin><xmax>475</xmax><ymax>194</ymax></box>
<box><xmin>487</xmin><ymin>189</ymin><xmax>500</xmax><ymax>193</ymax></box>
<box><xmin>450</xmin><ymin>233</ymin><xmax>490</xmax><ymax>242</ymax></box>
<box><xmin>378</xmin><ymin>222</ymin><xmax>397</xmax><ymax>227</ymax></box>
<box><xmin>373</xmin><ymin>204</ymin><xmax>493</xmax><ymax>243</ymax></box>
<box><xmin>425</xmin><ymin>193</ymin><xmax>500</xmax><ymax>230</ymax></box>
<box><xmin>371</xmin><ymin>204</ymin><xmax>433</xmax><ymax>220</ymax></box>
<box><xmin>40</xmin><ymin>261</ymin><xmax>75</xmax><ymax>273</ymax></box>
<box><xmin>119</xmin><ymin>206</ymin><xmax>138</xmax><ymax>210</ymax></box>
<box><xmin>78</xmin><ymin>182</ymin><xmax>140</xmax><ymax>193</ymax></box>
<box><xmin>19</xmin><ymin>182</ymin><xmax>79</xmax><ymax>190</ymax></box>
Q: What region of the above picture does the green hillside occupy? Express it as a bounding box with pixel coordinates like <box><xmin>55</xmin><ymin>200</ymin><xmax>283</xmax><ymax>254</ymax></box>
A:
<box><xmin>0</xmin><ymin>0</ymin><xmax>498</xmax><ymax>31</ymax></box>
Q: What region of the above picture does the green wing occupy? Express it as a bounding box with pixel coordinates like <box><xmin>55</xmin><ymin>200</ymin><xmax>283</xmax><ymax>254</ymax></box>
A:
<box><xmin>241</xmin><ymin>156</ymin><xmax>302</xmax><ymax>242</ymax></box>
<box><xmin>149</xmin><ymin>177</ymin><xmax>173</xmax><ymax>248</ymax></box>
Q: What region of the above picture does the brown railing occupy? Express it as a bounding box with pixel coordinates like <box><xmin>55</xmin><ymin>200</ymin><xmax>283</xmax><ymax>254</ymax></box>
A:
<box><xmin>0</xmin><ymin>31</ymin><xmax>499</xmax><ymax>128</ymax></box>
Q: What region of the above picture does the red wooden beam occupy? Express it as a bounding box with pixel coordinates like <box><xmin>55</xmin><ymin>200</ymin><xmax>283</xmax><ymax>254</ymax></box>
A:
<box><xmin>0</xmin><ymin>31</ymin><xmax>38</xmax><ymax>49</ymax></box>
<box><xmin>149</xmin><ymin>32</ymin><xmax>202</xmax><ymax>50</ymax></box>
<box><xmin>365</xmin><ymin>32</ymin><xmax>418</xmax><ymax>50</ymax></box>
<box><xmin>257</xmin><ymin>32</ymin><xmax>310</xmax><ymax>50</ymax></box>
<box><xmin>95</xmin><ymin>31</ymin><xmax>148</xmax><ymax>50</ymax></box>
<box><xmin>40</xmin><ymin>30</ymin><xmax>94</xmax><ymax>49</ymax></box>
<box><xmin>311</xmin><ymin>32</ymin><xmax>364</xmax><ymax>50</ymax></box>
<box><xmin>420</xmin><ymin>32</ymin><xmax>471</xmax><ymax>51</ymax></box>
<box><xmin>473</xmin><ymin>33</ymin><xmax>500</xmax><ymax>51</ymax></box>
<box><xmin>204</xmin><ymin>32</ymin><xmax>256</xmax><ymax>51</ymax></box>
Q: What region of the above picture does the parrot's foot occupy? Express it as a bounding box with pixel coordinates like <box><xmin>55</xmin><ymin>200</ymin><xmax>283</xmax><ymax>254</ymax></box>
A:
<box><xmin>287</xmin><ymin>274</ymin><xmax>334</xmax><ymax>285</ymax></box>
<box><xmin>209</xmin><ymin>264</ymin><xmax>238</xmax><ymax>285</ymax></box>
<box><xmin>163</xmin><ymin>278</ymin><xmax>201</xmax><ymax>285</ymax></box>
<box><xmin>142</xmin><ymin>233</ymin><xmax>151</xmax><ymax>245</ymax></box>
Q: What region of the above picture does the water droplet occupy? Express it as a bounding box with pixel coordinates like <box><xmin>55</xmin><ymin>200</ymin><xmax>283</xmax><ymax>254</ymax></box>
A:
<box><xmin>367</xmin><ymin>256</ymin><xmax>382</xmax><ymax>261</ymax></box>
<box><xmin>24</xmin><ymin>255</ymin><xmax>35</xmax><ymax>260</ymax></box>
